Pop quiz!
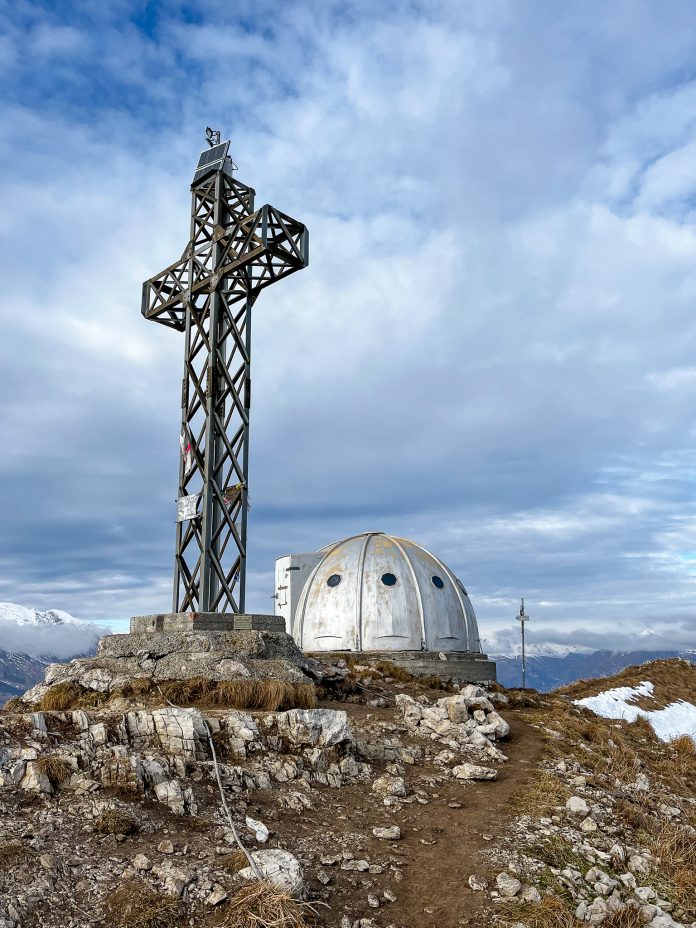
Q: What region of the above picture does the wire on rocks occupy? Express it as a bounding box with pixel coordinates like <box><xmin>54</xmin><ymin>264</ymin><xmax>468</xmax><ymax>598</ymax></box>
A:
<box><xmin>155</xmin><ymin>685</ymin><xmax>264</xmax><ymax>881</ymax></box>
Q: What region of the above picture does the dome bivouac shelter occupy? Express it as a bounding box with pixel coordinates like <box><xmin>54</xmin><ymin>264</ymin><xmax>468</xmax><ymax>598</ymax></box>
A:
<box><xmin>274</xmin><ymin>532</ymin><xmax>496</xmax><ymax>684</ymax></box>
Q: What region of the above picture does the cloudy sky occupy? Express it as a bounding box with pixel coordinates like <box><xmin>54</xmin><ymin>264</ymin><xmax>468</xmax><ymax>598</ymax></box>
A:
<box><xmin>2</xmin><ymin>0</ymin><xmax>696</xmax><ymax>650</ymax></box>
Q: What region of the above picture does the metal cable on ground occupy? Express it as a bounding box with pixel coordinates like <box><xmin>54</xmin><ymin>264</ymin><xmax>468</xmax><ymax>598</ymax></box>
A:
<box><xmin>155</xmin><ymin>686</ymin><xmax>263</xmax><ymax>881</ymax></box>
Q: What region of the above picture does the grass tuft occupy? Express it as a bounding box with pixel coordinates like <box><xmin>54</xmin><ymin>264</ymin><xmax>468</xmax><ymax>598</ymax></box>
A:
<box><xmin>506</xmin><ymin>896</ymin><xmax>581</xmax><ymax>928</ymax></box>
<box><xmin>35</xmin><ymin>755</ymin><xmax>72</xmax><ymax>788</ymax></box>
<box><xmin>39</xmin><ymin>681</ymin><xmax>107</xmax><ymax>711</ymax></box>
<box><xmin>2</xmin><ymin>697</ymin><xmax>24</xmax><ymax>712</ymax></box>
<box><xmin>32</xmin><ymin>677</ymin><xmax>317</xmax><ymax>713</ymax></box>
<box><xmin>103</xmin><ymin>880</ymin><xmax>180</xmax><ymax>928</ymax></box>
<box><xmin>156</xmin><ymin>678</ymin><xmax>317</xmax><ymax>712</ymax></box>
<box><xmin>219</xmin><ymin>849</ymin><xmax>250</xmax><ymax>872</ymax></box>
<box><xmin>510</xmin><ymin>770</ymin><xmax>571</xmax><ymax>816</ymax></box>
<box><xmin>646</xmin><ymin>821</ymin><xmax>696</xmax><ymax>916</ymax></box>
<box><xmin>212</xmin><ymin>880</ymin><xmax>314</xmax><ymax>928</ymax></box>
<box><xmin>95</xmin><ymin>808</ymin><xmax>138</xmax><ymax>835</ymax></box>
<box><xmin>602</xmin><ymin>906</ymin><xmax>645</xmax><ymax>928</ymax></box>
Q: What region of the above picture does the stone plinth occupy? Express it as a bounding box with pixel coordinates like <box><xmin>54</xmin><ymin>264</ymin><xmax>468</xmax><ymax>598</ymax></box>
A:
<box><xmin>21</xmin><ymin>627</ymin><xmax>323</xmax><ymax>706</ymax></box>
<box><xmin>310</xmin><ymin>649</ymin><xmax>497</xmax><ymax>685</ymax></box>
<box><xmin>130</xmin><ymin>612</ymin><xmax>286</xmax><ymax>635</ymax></box>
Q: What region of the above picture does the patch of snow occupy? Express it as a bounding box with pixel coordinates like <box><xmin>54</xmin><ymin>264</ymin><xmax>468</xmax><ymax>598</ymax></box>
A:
<box><xmin>574</xmin><ymin>680</ymin><xmax>696</xmax><ymax>743</ymax></box>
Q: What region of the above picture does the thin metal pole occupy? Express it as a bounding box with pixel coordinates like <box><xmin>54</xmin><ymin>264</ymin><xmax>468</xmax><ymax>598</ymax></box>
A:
<box><xmin>521</xmin><ymin>617</ymin><xmax>526</xmax><ymax>689</ymax></box>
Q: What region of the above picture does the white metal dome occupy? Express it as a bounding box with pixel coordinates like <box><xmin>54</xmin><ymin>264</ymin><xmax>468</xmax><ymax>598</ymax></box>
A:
<box><xmin>292</xmin><ymin>532</ymin><xmax>481</xmax><ymax>653</ymax></box>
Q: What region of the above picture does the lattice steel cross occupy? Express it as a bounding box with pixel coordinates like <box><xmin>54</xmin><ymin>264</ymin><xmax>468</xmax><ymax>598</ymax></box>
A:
<box><xmin>142</xmin><ymin>136</ymin><xmax>308</xmax><ymax>613</ymax></box>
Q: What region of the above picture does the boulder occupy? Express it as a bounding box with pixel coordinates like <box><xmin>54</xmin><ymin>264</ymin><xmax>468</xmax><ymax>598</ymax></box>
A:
<box><xmin>486</xmin><ymin>711</ymin><xmax>510</xmax><ymax>738</ymax></box>
<box><xmin>276</xmin><ymin>709</ymin><xmax>351</xmax><ymax>747</ymax></box>
<box><xmin>238</xmin><ymin>849</ymin><xmax>304</xmax><ymax>897</ymax></box>
<box><xmin>372</xmin><ymin>774</ymin><xmax>407</xmax><ymax>797</ymax></box>
<box><xmin>152</xmin><ymin>707</ymin><xmax>210</xmax><ymax>759</ymax></box>
<box><xmin>566</xmin><ymin>796</ymin><xmax>589</xmax><ymax>816</ymax></box>
<box><xmin>20</xmin><ymin>761</ymin><xmax>53</xmax><ymax>794</ymax></box>
<box><xmin>496</xmin><ymin>872</ymin><xmax>522</xmax><ymax>897</ymax></box>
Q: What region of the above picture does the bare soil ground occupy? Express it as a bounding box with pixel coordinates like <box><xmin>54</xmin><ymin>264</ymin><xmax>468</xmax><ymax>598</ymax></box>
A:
<box><xmin>260</xmin><ymin>700</ymin><xmax>545</xmax><ymax>928</ymax></box>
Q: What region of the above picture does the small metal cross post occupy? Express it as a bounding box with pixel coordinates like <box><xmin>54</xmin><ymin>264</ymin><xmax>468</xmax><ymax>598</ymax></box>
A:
<box><xmin>142</xmin><ymin>132</ymin><xmax>308</xmax><ymax>614</ymax></box>
<box><xmin>518</xmin><ymin>597</ymin><xmax>529</xmax><ymax>688</ymax></box>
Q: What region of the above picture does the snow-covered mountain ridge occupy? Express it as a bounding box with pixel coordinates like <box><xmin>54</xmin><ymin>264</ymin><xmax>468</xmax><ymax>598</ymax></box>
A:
<box><xmin>0</xmin><ymin>603</ymin><xmax>106</xmax><ymax>703</ymax></box>
<box><xmin>0</xmin><ymin>603</ymin><xmax>87</xmax><ymax>627</ymax></box>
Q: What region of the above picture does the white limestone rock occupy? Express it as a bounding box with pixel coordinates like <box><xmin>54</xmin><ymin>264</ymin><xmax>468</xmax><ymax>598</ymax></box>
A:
<box><xmin>238</xmin><ymin>849</ymin><xmax>304</xmax><ymax>897</ymax></box>
<box><xmin>276</xmin><ymin>709</ymin><xmax>351</xmax><ymax>747</ymax></box>
<box><xmin>246</xmin><ymin>816</ymin><xmax>269</xmax><ymax>843</ymax></box>
<box><xmin>496</xmin><ymin>872</ymin><xmax>522</xmax><ymax>897</ymax></box>
<box><xmin>468</xmin><ymin>875</ymin><xmax>488</xmax><ymax>891</ymax></box>
<box><xmin>372</xmin><ymin>774</ymin><xmax>407</xmax><ymax>797</ymax></box>
<box><xmin>154</xmin><ymin>778</ymin><xmax>197</xmax><ymax>816</ymax></box>
<box><xmin>486</xmin><ymin>710</ymin><xmax>510</xmax><ymax>738</ymax></box>
<box><xmin>152</xmin><ymin>707</ymin><xmax>209</xmax><ymax>759</ymax></box>
<box><xmin>452</xmin><ymin>762</ymin><xmax>497</xmax><ymax>781</ymax></box>
<box><xmin>566</xmin><ymin>796</ymin><xmax>589</xmax><ymax>816</ymax></box>
<box><xmin>372</xmin><ymin>825</ymin><xmax>401</xmax><ymax>840</ymax></box>
<box><xmin>19</xmin><ymin>761</ymin><xmax>52</xmax><ymax>794</ymax></box>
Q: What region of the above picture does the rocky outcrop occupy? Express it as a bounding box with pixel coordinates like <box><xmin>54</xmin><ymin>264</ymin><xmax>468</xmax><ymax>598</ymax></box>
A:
<box><xmin>0</xmin><ymin>705</ymin><xmax>365</xmax><ymax>820</ymax></box>
<box><xmin>394</xmin><ymin>684</ymin><xmax>510</xmax><ymax>770</ymax></box>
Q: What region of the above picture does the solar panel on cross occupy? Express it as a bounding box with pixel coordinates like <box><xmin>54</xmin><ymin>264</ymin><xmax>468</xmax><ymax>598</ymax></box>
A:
<box><xmin>192</xmin><ymin>140</ymin><xmax>230</xmax><ymax>185</ymax></box>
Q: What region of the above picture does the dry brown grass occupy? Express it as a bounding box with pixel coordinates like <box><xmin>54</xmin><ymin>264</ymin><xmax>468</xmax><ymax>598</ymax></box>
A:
<box><xmin>103</xmin><ymin>880</ymin><xmax>180</xmax><ymax>928</ymax></box>
<box><xmin>219</xmin><ymin>849</ymin><xmax>250</xmax><ymax>872</ymax></box>
<box><xmin>316</xmin><ymin>672</ymin><xmax>360</xmax><ymax>700</ymax></box>
<box><xmin>370</xmin><ymin>660</ymin><xmax>454</xmax><ymax>690</ymax></box>
<box><xmin>31</xmin><ymin>677</ymin><xmax>317</xmax><ymax>713</ymax></box>
<box><xmin>507</xmin><ymin>896</ymin><xmax>581</xmax><ymax>928</ymax></box>
<box><xmin>2</xmin><ymin>696</ymin><xmax>24</xmax><ymax>712</ymax></box>
<box><xmin>505</xmin><ymin>689</ymin><xmax>545</xmax><ymax>708</ymax></box>
<box><xmin>34</xmin><ymin>755</ymin><xmax>72</xmax><ymax>788</ymax></box>
<box><xmin>0</xmin><ymin>840</ymin><xmax>33</xmax><ymax>866</ymax></box>
<box><xmin>602</xmin><ymin>906</ymin><xmax>645</xmax><ymax>928</ymax></box>
<box><xmin>156</xmin><ymin>677</ymin><xmax>317</xmax><ymax>711</ymax></box>
<box><xmin>533</xmin><ymin>701</ymin><xmax>643</xmax><ymax>785</ymax></box>
<box><xmin>212</xmin><ymin>880</ymin><xmax>314</xmax><ymax>928</ymax></box>
<box><xmin>646</xmin><ymin>822</ymin><xmax>696</xmax><ymax>917</ymax></box>
<box><xmin>95</xmin><ymin>808</ymin><xmax>138</xmax><ymax>835</ymax></box>
<box><xmin>632</xmin><ymin>715</ymin><xmax>656</xmax><ymax>740</ymax></box>
<box><xmin>38</xmin><ymin>681</ymin><xmax>107</xmax><ymax>711</ymax></box>
<box><xmin>510</xmin><ymin>770</ymin><xmax>571</xmax><ymax>816</ymax></box>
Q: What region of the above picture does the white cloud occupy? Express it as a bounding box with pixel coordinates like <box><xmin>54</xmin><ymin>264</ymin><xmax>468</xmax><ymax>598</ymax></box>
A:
<box><xmin>0</xmin><ymin>2</ymin><xmax>695</xmax><ymax>652</ymax></box>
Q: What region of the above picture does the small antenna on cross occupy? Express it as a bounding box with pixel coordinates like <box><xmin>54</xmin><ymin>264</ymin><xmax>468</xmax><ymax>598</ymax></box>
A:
<box><xmin>205</xmin><ymin>127</ymin><xmax>221</xmax><ymax>147</ymax></box>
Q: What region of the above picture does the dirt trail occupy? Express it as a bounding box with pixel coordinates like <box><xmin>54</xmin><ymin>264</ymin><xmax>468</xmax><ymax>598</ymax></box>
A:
<box><xmin>262</xmin><ymin>708</ymin><xmax>544</xmax><ymax>928</ymax></box>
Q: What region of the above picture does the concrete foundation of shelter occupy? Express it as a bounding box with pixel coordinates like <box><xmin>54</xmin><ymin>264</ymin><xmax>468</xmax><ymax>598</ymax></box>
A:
<box><xmin>310</xmin><ymin>649</ymin><xmax>497</xmax><ymax>684</ymax></box>
<box><xmin>130</xmin><ymin>612</ymin><xmax>286</xmax><ymax>635</ymax></box>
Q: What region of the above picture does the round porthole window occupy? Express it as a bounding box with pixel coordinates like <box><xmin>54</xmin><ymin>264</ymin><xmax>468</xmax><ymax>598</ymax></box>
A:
<box><xmin>327</xmin><ymin>574</ymin><xmax>342</xmax><ymax>588</ymax></box>
<box><xmin>381</xmin><ymin>572</ymin><xmax>397</xmax><ymax>586</ymax></box>
<box><xmin>432</xmin><ymin>575</ymin><xmax>444</xmax><ymax>589</ymax></box>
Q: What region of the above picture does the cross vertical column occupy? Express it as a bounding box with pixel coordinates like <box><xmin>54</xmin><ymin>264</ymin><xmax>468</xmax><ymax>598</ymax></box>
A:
<box><xmin>143</xmin><ymin>135</ymin><xmax>308</xmax><ymax>615</ymax></box>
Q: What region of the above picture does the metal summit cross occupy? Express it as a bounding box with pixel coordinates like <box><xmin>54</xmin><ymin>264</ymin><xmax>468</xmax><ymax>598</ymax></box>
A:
<box><xmin>142</xmin><ymin>132</ymin><xmax>308</xmax><ymax>614</ymax></box>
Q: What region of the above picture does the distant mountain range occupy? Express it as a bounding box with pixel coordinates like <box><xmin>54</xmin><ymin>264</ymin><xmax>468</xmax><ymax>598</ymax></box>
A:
<box><xmin>491</xmin><ymin>647</ymin><xmax>696</xmax><ymax>691</ymax></box>
<box><xmin>0</xmin><ymin>603</ymin><xmax>104</xmax><ymax>704</ymax></box>
<box><xmin>0</xmin><ymin>602</ymin><xmax>694</xmax><ymax>700</ymax></box>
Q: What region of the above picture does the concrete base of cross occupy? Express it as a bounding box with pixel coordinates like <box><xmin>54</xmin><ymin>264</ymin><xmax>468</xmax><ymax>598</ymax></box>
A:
<box><xmin>129</xmin><ymin>612</ymin><xmax>285</xmax><ymax>635</ymax></box>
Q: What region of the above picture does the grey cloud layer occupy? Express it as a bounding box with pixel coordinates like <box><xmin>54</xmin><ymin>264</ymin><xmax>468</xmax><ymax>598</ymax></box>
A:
<box><xmin>1</xmin><ymin>2</ymin><xmax>696</xmax><ymax>650</ymax></box>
